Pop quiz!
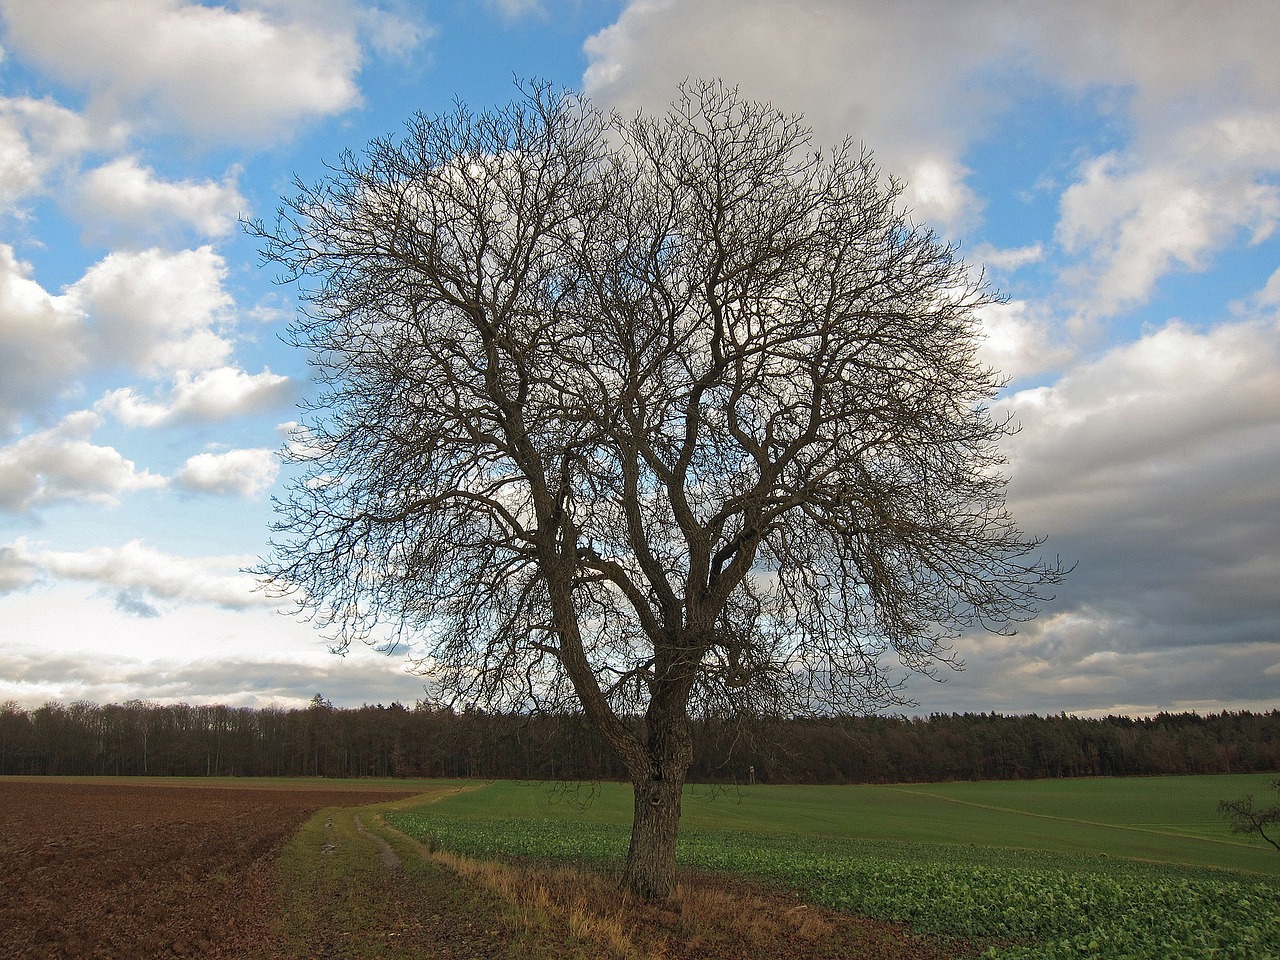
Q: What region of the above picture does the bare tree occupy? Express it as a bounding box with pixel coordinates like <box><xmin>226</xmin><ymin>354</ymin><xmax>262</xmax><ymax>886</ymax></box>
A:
<box><xmin>1219</xmin><ymin>780</ymin><xmax>1280</xmax><ymax>852</ymax></box>
<box><xmin>250</xmin><ymin>80</ymin><xmax>1065</xmax><ymax>898</ymax></box>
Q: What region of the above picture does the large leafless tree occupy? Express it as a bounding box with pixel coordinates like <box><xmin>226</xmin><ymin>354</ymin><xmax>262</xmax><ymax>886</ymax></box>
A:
<box><xmin>251</xmin><ymin>81</ymin><xmax>1064</xmax><ymax>898</ymax></box>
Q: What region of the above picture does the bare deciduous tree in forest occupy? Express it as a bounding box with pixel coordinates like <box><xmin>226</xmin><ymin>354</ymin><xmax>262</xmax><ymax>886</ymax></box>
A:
<box><xmin>250</xmin><ymin>80</ymin><xmax>1065</xmax><ymax>898</ymax></box>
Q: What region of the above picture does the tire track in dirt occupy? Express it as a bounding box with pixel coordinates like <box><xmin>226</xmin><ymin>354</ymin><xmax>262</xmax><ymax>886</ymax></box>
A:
<box><xmin>355</xmin><ymin>813</ymin><xmax>402</xmax><ymax>872</ymax></box>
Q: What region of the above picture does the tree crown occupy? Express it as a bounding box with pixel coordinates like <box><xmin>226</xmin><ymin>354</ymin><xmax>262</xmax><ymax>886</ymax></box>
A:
<box><xmin>252</xmin><ymin>80</ymin><xmax>1063</xmax><ymax>729</ymax></box>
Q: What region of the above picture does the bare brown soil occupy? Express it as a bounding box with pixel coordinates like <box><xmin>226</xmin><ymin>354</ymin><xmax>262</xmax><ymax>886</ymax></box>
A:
<box><xmin>0</xmin><ymin>777</ymin><xmax>419</xmax><ymax>960</ymax></box>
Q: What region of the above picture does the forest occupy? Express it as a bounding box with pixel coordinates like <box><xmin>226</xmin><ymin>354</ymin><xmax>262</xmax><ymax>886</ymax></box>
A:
<box><xmin>2</xmin><ymin>698</ymin><xmax>1277</xmax><ymax>784</ymax></box>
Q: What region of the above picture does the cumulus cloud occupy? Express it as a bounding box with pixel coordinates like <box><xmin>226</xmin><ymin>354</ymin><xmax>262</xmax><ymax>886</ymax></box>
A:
<box><xmin>97</xmin><ymin>366</ymin><xmax>293</xmax><ymax>428</ymax></box>
<box><xmin>0</xmin><ymin>0</ymin><xmax>365</xmax><ymax>142</ymax></box>
<box><xmin>0</xmin><ymin>95</ymin><xmax>101</xmax><ymax>206</ymax></box>
<box><xmin>0</xmin><ymin>411</ymin><xmax>166</xmax><ymax>512</ymax></box>
<box><xmin>67</xmin><ymin>246</ymin><xmax>234</xmax><ymax>376</ymax></box>
<box><xmin>974</xmin><ymin>299</ymin><xmax>1074</xmax><ymax>384</ymax></box>
<box><xmin>0</xmin><ymin>243</ymin><xmax>86</xmax><ymax>430</ymax></box>
<box><xmin>885</xmin><ymin>313</ymin><xmax>1280</xmax><ymax>716</ymax></box>
<box><xmin>1058</xmin><ymin>128</ymin><xmax>1280</xmax><ymax>316</ymax></box>
<box><xmin>583</xmin><ymin>0</ymin><xmax>1036</xmax><ymax>233</ymax></box>
<box><xmin>74</xmin><ymin>156</ymin><xmax>245</xmax><ymax>244</ymax></box>
<box><xmin>2</xmin><ymin>245</ymin><xmax>266</xmax><ymax>433</ymax></box>
<box><xmin>2</xmin><ymin>537</ymin><xmax>272</xmax><ymax>612</ymax></box>
<box><xmin>1037</xmin><ymin>5</ymin><xmax>1280</xmax><ymax>317</ymax></box>
<box><xmin>175</xmin><ymin>447</ymin><xmax>279</xmax><ymax>498</ymax></box>
<box><xmin>1003</xmin><ymin>318</ymin><xmax>1280</xmax><ymax>526</ymax></box>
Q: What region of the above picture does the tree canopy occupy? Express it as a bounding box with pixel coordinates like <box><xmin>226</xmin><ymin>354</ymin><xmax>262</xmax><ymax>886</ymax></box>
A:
<box><xmin>252</xmin><ymin>80</ymin><xmax>1064</xmax><ymax>896</ymax></box>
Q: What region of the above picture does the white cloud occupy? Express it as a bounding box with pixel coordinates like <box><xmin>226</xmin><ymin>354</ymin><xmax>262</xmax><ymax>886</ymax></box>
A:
<box><xmin>0</xmin><ymin>0</ymin><xmax>364</xmax><ymax>142</ymax></box>
<box><xmin>175</xmin><ymin>447</ymin><xmax>279</xmax><ymax>498</ymax></box>
<box><xmin>0</xmin><ymin>586</ymin><xmax>426</xmax><ymax>708</ymax></box>
<box><xmin>1</xmin><ymin>537</ymin><xmax>272</xmax><ymax>611</ymax></box>
<box><xmin>1041</xmin><ymin>7</ymin><xmax>1280</xmax><ymax>317</ymax></box>
<box><xmin>483</xmin><ymin>0</ymin><xmax>545</xmax><ymax>19</ymax></box>
<box><xmin>277</xmin><ymin>420</ymin><xmax>329</xmax><ymax>462</ymax></box>
<box><xmin>899</xmin><ymin>156</ymin><xmax>981</xmax><ymax>234</ymax></box>
<box><xmin>359</xmin><ymin>5</ymin><xmax>436</xmax><ymax>59</ymax></box>
<box><xmin>1058</xmin><ymin>138</ymin><xmax>1280</xmax><ymax>316</ymax></box>
<box><xmin>2</xmin><ymin>245</ymin><xmax>266</xmax><ymax>432</ymax></box>
<box><xmin>75</xmin><ymin>156</ymin><xmax>245</xmax><ymax>243</ymax></box>
<box><xmin>67</xmin><ymin>246</ymin><xmax>234</xmax><ymax>376</ymax></box>
<box><xmin>975</xmin><ymin>299</ymin><xmax>1073</xmax><ymax>383</ymax></box>
<box><xmin>0</xmin><ymin>95</ymin><xmax>100</xmax><ymax>205</ymax></box>
<box><xmin>98</xmin><ymin>366</ymin><xmax>292</xmax><ymax>427</ymax></box>
<box><xmin>0</xmin><ymin>411</ymin><xmax>166</xmax><ymax>512</ymax></box>
<box><xmin>971</xmin><ymin>242</ymin><xmax>1045</xmax><ymax>273</ymax></box>
<box><xmin>0</xmin><ymin>243</ymin><xmax>85</xmax><ymax>429</ymax></box>
<box><xmin>1255</xmin><ymin>267</ymin><xmax>1280</xmax><ymax>308</ymax></box>
<box><xmin>583</xmin><ymin>0</ymin><xmax>1029</xmax><ymax>234</ymax></box>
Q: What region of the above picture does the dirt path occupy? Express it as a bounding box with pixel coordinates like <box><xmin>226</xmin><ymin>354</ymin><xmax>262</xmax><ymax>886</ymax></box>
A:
<box><xmin>283</xmin><ymin>806</ymin><xmax>516</xmax><ymax>960</ymax></box>
<box><xmin>354</xmin><ymin>813</ymin><xmax>402</xmax><ymax>872</ymax></box>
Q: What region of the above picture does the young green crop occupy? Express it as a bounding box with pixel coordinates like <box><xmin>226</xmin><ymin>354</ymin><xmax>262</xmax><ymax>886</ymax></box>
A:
<box><xmin>388</xmin><ymin>781</ymin><xmax>1280</xmax><ymax>960</ymax></box>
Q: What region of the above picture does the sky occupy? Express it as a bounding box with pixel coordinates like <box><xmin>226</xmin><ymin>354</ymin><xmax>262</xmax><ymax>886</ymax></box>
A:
<box><xmin>0</xmin><ymin>0</ymin><xmax>1277</xmax><ymax>719</ymax></box>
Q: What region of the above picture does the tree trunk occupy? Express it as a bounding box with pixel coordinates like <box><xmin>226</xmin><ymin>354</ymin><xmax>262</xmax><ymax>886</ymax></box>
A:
<box><xmin>622</xmin><ymin>706</ymin><xmax>693</xmax><ymax>899</ymax></box>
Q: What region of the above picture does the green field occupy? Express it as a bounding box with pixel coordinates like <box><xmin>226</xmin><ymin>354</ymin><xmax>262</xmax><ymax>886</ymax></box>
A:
<box><xmin>387</xmin><ymin>774</ymin><xmax>1280</xmax><ymax>960</ymax></box>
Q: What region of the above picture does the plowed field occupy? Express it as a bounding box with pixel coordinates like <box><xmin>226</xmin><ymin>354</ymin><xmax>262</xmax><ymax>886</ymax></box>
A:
<box><xmin>0</xmin><ymin>778</ymin><xmax>419</xmax><ymax>960</ymax></box>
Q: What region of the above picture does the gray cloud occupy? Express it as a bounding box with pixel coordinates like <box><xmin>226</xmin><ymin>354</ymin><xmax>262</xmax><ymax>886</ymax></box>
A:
<box><xmin>913</xmin><ymin>625</ymin><xmax>1280</xmax><ymax>718</ymax></box>
<box><xmin>0</xmin><ymin>544</ymin><xmax>38</xmax><ymax>593</ymax></box>
<box><xmin>903</xmin><ymin>316</ymin><xmax>1280</xmax><ymax>715</ymax></box>
<box><xmin>141</xmin><ymin>653</ymin><xmax>428</xmax><ymax>709</ymax></box>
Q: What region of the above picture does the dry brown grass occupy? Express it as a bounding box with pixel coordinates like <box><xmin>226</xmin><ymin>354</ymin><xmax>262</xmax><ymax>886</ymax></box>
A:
<box><xmin>382</xmin><ymin>816</ymin><xmax>980</xmax><ymax>960</ymax></box>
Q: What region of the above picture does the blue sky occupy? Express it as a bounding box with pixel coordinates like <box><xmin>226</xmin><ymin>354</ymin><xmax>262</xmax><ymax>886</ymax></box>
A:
<box><xmin>1</xmin><ymin>0</ymin><xmax>1277</xmax><ymax>717</ymax></box>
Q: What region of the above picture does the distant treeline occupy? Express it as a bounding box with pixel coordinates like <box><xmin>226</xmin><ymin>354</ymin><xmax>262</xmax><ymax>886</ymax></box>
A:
<box><xmin>1</xmin><ymin>697</ymin><xmax>1277</xmax><ymax>783</ymax></box>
